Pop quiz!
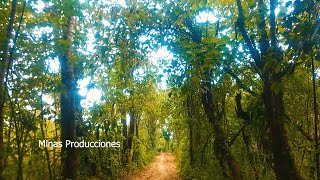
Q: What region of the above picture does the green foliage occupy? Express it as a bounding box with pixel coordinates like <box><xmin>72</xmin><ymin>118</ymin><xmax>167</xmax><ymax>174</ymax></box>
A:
<box><xmin>0</xmin><ymin>0</ymin><xmax>319</xmax><ymax>179</ymax></box>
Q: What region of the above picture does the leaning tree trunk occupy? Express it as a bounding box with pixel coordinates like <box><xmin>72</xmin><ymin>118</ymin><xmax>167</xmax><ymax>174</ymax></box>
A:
<box><xmin>59</xmin><ymin>16</ymin><xmax>78</xmax><ymax>180</ymax></box>
<box><xmin>183</xmin><ymin>12</ymin><xmax>244</xmax><ymax>179</ymax></box>
<box><xmin>202</xmin><ymin>90</ymin><xmax>244</xmax><ymax>180</ymax></box>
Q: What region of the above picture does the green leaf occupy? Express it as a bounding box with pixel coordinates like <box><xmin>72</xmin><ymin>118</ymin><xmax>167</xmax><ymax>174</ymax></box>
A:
<box><xmin>202</xmin><ymin>37</ymin><xmax>218</xmax><ymax>44</ymax></box>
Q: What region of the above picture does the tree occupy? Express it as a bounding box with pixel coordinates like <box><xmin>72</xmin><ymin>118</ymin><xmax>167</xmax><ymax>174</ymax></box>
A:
<box><xmin>157</xmin><ymin>1</ymin><xmax>244</xmax><ymax>178</ymax></box>
<box><xmin>0</xmin><ymin>0</ymin><xmax>18</xmax><ymax>179</ymax></box>
<box><xmin>59</xmin><ymin>15</ymin><xmax>78</xmax><ymax>179</ymax></box>
<box><xmin>46</xmin><ymin>0</ymin><xmax>83</xmax><ymax>178</ymax></box>
<box><xmin>235</xmin><ymin>0</ymin><xmax>318</xmax><ymax>178</ymax></box>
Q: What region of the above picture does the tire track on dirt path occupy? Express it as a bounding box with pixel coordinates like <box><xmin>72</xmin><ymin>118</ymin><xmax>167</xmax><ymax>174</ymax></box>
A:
<box><xmin>127</xmin><ymin>153</ymin><xmax>180</xmax><ymax>180</ymax></box>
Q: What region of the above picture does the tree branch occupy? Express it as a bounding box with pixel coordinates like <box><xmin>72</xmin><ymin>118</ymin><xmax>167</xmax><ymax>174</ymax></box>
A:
<box><xmin>225</xmin><ymin>67</ymin><xmax>256</xmax><ymax>96</ymax></box>
<box><xmin>257</xmin><ymin>0</ymin><xmax>270</xmax><ymax>57</ymax></box>
<box><xmin>6</xmin><ymin>0</ymin><xmax>27</xmax><ymax>84</ymax></box>
<box><xmin>236</xmin><ymin>0</ymin><xmax>262</xmax><ymax>68</ymax></box>
<box><xmin>235</xmin><ymin>93</ymin><xmax>251</xmax><ymax>122</ymax></box>
<box><xmin>229</xmin><ymin>123</ymin><xmax>249</xmax><ymax>146</ymax></box>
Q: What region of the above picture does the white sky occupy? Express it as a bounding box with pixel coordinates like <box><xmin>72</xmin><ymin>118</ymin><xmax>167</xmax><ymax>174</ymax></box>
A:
<box><xmin>149</xmin><ymin>47</ymin><xmax>173</xmax><ymax>89</ymax></box>
<box><xmin>196</xmin><ymin>11</ymin><xmax>218</xmax><ymax>23</ymax></box>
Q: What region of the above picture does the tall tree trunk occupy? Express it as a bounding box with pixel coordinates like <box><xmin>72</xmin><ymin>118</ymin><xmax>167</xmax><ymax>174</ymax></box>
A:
<box><xmin>60</xmin><ymin>16</ymin><xmax>77</xmax><ymax>180</ymax></box>
<box><xmin>263</xmin><ymin>81</ymin><xmax>301</xmax><ymax>179</ymax></box>
<box><xmin>0</xmin><ymin>1</ymin><xmax>17</xmax><ymax>179</ymax></box>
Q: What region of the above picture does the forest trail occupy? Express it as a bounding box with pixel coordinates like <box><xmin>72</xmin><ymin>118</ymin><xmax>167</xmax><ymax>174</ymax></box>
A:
<box><xmin>127</xmin><ymin>153</ymin><xmax>181</xmax><ymax>180</ymax></box>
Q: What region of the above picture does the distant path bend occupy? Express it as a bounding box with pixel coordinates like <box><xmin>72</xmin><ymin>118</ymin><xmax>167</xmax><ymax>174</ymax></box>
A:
<box><xmin>128</xmin><ymin>153</ymin><xmax>181</xmax><ymax>180</ymax></box>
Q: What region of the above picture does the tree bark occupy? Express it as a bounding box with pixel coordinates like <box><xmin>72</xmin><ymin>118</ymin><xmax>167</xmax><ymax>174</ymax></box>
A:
<box><xmin>200</xmin><ymin>53</ymin><xmax>243</xmax><ymax>178</ymax></box>
<box><xmin>59</xmin><ymin>16</ymin><xmax>78</xmax><ymax>180</ymax></box>
<box><xmin>263</xmin><ymin>81</ymin><xmax>301</xmax><ymax>179</ymax></box>
<box><xmin>202</xmin><ymin>90</ymin><xmax>244</xmax><ymax>180</ymax></box>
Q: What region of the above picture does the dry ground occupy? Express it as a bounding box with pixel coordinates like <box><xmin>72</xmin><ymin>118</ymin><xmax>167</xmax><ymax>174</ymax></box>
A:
<box><xmin>127</xmin><ymin>153</ymin><xmax>181</xmax><ymax>180</ymax></box>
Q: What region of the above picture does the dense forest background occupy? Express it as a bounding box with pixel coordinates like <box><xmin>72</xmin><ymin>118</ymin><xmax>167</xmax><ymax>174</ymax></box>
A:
<box><xmin>0</xmin><ymin>0</ymin><xmax>320</xmax><ymax>179</ymax></box>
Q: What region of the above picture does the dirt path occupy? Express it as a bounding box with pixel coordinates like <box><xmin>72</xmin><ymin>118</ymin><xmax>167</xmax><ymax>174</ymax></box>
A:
<box><xmin>128</xmin><ymin>153</ymin><xmax>180</xmax><ymax>180</ymax></box>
